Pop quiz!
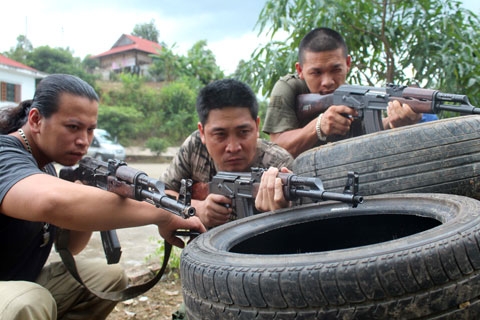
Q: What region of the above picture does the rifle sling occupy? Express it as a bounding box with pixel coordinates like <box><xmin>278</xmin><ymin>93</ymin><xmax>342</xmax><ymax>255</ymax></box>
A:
<box><xmin>55</xmin><ymin>228</ymin><xmax>171</xmax><ymax>301</ymax></box>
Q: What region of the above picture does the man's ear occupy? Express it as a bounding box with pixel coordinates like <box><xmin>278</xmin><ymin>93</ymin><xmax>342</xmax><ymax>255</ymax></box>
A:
<box><xmin>198</xmin><ymin>122</ymin><xmax>206</xmax><ymax>144</ymax></box>
<box><xmin>256</xmin><ymin>116</ymin><xmax>260</xmax><ymax>138</ymax></box>
<box><xmin>346</xmin><ymin>55</ymin><xmax>352</xmax><ymax>73</ymax></box>
<box><xmin>295</xmin><ymin>62</ymin><xmax>304</xmax><ymax>79</ymax></box>
<box><xmin>28</xmin><ymin>108</ymin><xmax>42</xmax><ymax>133</ymax></box>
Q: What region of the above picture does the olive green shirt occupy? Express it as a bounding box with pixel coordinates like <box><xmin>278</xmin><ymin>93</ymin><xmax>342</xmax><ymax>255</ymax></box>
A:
<box><xmin>262</xmin><ymin>74</ymin><xmax>360</xmax><ymax>146</ymax></box>
<box><xmin>262</xmin><ymin>74</ymin><xmax>310</xmax><ymax>134</ymax></box>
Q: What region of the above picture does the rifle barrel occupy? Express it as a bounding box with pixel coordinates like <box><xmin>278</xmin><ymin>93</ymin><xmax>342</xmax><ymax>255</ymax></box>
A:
<box><xmin>437</xmin><ymin>104</ymin><xmax>480</xmax><ymax>115</ymax></box>
<box><xmin>293</xmin><ymin>189</ymin><xmax>363</xmax><ymax>206</ymax></box>
<box><xmin>140</xmin><ymin>189</ymin><xmax>196</xmax><ymax>218</ymax></box>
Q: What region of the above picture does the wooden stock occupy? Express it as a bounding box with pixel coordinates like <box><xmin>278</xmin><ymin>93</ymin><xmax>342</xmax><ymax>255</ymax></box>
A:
<box><xmin>295</xmin><ymin>94</ymin><xmax>334</xmax><ymax>126</ymax></box>
<box><xmin>296</xmin><ymin>91</ymin><xmax>434</xmax><ymax>126</ymax></box>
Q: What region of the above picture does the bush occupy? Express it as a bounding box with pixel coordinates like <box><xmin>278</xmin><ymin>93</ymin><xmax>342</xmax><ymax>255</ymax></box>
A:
<box><xmin>146</xmin><ymin>137</ymin><xmax>170</xmax><ymax>156</ymax></box>
<box><xmin>97</xmin><ymin>105</ymin><xmax>143</xmax><ymax>145</ymax></box>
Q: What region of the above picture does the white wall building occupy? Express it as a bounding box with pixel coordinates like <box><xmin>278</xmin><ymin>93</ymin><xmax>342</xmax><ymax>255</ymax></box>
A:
<box><xmin>0</xmin><ymin>54</ymin><xmax>47</xmax><ymax>108</ymax></box>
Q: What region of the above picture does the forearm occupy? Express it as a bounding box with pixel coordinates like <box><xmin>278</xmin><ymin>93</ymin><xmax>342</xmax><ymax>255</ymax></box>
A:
<box><xmin>67</xmin><ymin>230</ymin><xmax>93</xmax><ymax>255</ymax></box>
<box><xmin>269</xmin><ymin>119</ymin><xmax>319</xmax><ymax>158</ymax></box>
<box><xmin>2</xmin><ymin>174</ymin><xmax>170</xmax><ymax>231</ymax></box>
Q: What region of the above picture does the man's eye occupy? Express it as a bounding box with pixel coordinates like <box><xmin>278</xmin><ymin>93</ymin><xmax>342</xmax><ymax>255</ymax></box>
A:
<box><xmin>240</xmin><ymin>129</ymin><xmax>251</xmax><ymax>135</ymax></box>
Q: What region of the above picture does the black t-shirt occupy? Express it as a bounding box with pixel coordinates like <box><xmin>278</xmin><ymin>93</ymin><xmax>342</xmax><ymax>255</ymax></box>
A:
<box><xmin>0</xmin><ymin>135</ymin><xmax>57</xmax><ymax>281</ymax></box>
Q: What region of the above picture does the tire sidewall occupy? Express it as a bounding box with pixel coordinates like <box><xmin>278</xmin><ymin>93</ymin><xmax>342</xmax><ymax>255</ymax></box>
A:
<box><xmin>183</xmin><ymin>193</ymin><xmax>480</xmax><ymax>268</ymax></box>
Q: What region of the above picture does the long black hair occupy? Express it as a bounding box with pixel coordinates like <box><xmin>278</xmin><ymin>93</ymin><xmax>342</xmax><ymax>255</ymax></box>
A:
<box><xmin>0</xmin><ymin>74</ymin><xmax>98</xmax><ymax>134</ymax></box>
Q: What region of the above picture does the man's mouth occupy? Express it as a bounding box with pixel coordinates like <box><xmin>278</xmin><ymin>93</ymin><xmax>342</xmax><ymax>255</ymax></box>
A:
<box><xmin>70</xmin><ymin>151</ymin><xmax>86</xmax><ymax>158</ymax></box>
<box><xmin>225</xmin><ymin>157</ymin><xmax>242</xmax><ymax>163</ymax></box>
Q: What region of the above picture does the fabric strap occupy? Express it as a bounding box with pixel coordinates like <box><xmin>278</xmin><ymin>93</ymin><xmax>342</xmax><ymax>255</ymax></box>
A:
<box><xmin>55</xmin><ymin>229</ymin><xmax>171</xmax><ymax>301</ymax></box>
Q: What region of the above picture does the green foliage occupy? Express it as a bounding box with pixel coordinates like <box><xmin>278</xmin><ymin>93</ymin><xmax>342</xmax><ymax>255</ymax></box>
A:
<box><xmin>149</xmin><ymin>44</ymin><xmax>187</xmax><ymax>82</ymax></box>
<box><xmin>132</xmin><ymin>19</ymin><xmax>160</xmax><ymax>43</ymax></box>
<box><xmin>97</xmin><ymin>105</ymin><xmax>143</xmax><ymax>145</ymax></box>
<box><xmin>155</xmin><ymin>80</ymin><xmax>199</xmax><ymax>145</ymax></box>
<box><xmin>102</xmin><ymin>74</ymin><xmax>156</xmax><ymax>116</ymax></box>
<box><xmin>146</xmin><ymin>237</ymin><xmax>182</xmax><ymax>274</ymax></box>
<box><xmin>150</xmin><ymin>41</ymin><xmax>224</xmax><ymax>85</ymax></box>
<box><xmin>82</xmin><ymin>55</ymin><xmax>99</xmax><ymax>73</ymax></box>
<box><xmin>25</xmin><ymin>45</ymin><xmax>99</xmax><ymax>91</ymax></box>
<box><xmin>184</xmin><ymin>40</ymin><xmax>225</xmax><ymax>85</ymax></box>
<box><xmin>146</xmin><ymin>137</ymin><xmax>170</xmax><ymax>156</ymax></box>
<box><xmin>99</xmin><ymin>74</ymin><xmax>199</xmax><ymax>146</ymax></box>
<box><xmin>237</xmin><ymin>0</ymin><xmax>480</xmax><ymax>107</ymax></box>
<box><xmin>2</xmin><ymin>35</ymin><xmax>33</xmax><ymax>64</ymax></box>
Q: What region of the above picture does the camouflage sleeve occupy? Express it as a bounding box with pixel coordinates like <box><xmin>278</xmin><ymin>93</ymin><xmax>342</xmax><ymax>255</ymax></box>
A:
<box><xmin>256</xmin><ymin>139</ymin><xmax>294</xmax><ymax>170</ymax></box>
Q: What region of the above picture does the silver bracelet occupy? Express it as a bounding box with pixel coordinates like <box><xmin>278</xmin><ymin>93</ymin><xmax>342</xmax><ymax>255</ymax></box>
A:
<box><xmin>316</xmin><ymin>114</ymin><xmax>327</xmax><ymax>141</ymax></box>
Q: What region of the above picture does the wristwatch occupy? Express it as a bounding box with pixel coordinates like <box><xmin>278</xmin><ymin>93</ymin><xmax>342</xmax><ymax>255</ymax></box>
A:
<box><xmin>316</xmin><ymin>114</ymin><xmax>327</xmax><ymax>141</ymax></box>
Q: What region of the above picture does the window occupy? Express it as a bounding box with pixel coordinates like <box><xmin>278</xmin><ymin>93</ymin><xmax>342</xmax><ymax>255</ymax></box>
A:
<box><xmin>0</xmin><ymin>82</ymin><xmax>21</xmax><ymax>103</ymax></box>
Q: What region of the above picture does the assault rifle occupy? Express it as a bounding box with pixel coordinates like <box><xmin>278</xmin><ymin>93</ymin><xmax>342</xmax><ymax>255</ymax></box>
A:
<box><xmin>209</xmin><ymin>168</ymin><xmax>363</xmax><ymax>220</ymax></box>
<box><xmin>296</xmin><ymin>84</ymin><xmax>480</xmax><ymax>134</ymax></box>
<box><xmin>59</xmin><ymin>157</ymin><xmax>196</xmax><ymax>264</ymax></box>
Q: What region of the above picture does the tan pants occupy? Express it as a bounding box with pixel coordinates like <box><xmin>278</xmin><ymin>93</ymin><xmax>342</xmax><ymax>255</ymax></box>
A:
<box><xmin>0</xmin><ymin>259</ymin><xmax>127</xmax><ymax>320</ymax></box>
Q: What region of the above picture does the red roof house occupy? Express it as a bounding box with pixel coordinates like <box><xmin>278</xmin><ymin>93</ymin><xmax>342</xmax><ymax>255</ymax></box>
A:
<box><xmin>0</xmin><ymin>54</ymin><xmax>47</xmax><ymax>107</ymax></box>
<box><xmin>91</xmin><ymin>34</ymin><xmax>162</xmax><ymax>80</ymax></box>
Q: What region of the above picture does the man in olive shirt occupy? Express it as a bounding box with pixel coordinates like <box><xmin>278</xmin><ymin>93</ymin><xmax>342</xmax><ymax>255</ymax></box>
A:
<box><xmin>263</xmin><ymin>27</ymin><xmax>422</xmax><ymax>158</ymax></box>
<box><xmin>163</xmin><ymin>79</ymin><xmax>293</xmax><ymax>229</ymax></box>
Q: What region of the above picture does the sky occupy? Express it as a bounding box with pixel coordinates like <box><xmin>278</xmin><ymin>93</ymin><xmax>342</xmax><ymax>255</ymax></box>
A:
<box><xmin>1</xmin><ymin>0</ymin><xmax>479</xmax><ymax>75</ymax></box>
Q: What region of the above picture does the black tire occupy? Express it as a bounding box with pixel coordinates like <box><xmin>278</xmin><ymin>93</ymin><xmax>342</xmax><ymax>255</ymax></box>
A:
<box><xmin>292</xmin><ymin>115</ymin><xmax>480</xmax><ymax>201</ymax></box>
<box><xmin>181</xmin><ymin>193</ymin><xmax>480</xmax><ymax>319</ymax></box>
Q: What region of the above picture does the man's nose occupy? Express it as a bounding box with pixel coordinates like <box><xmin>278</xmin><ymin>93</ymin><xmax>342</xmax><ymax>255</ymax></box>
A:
<box><xmin>225</xmin><ymin>137</ymin><xmax>241</xmax><ymax>152</ymax></box>
<box><xmin>76</xmin><ymin>131</ymin><xmax>89</xmax><ymax>146</ymax></box>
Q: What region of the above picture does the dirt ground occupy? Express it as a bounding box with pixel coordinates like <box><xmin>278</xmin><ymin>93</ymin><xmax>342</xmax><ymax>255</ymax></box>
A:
<box><xmin>107</xmin><ymin>272</ymin><xmax>184</xmax><ymax>320</ymax></box>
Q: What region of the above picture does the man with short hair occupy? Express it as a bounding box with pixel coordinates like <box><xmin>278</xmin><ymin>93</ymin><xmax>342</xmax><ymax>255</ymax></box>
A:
<box><xmin>263</xmin><ymin>27</ymin><xmax>422</xmax><ymax>158</ymax></box>
<box><xmin>163</xmin><ymin>79</ymin><xmax>293</xmax><ymax>228</ymax></box>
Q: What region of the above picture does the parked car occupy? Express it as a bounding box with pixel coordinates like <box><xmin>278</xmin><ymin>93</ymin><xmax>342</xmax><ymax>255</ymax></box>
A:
<box><xmin>86</xmin><ymin>129</ymin><xmax>126</xmax><ymax>161</ymax></box>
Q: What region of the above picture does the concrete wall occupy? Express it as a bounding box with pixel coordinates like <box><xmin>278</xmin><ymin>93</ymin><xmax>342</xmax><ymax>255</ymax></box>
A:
<box><xmin>0</xmin><ymin>65</ymin><xmax>46</xmax><ymax>106</ymax></box>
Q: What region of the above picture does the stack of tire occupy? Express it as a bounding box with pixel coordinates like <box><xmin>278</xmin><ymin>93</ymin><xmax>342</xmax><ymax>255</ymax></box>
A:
<box><xmin>293</xmin><ymin>115</ymin><xmax>480</xmax><ymax>201</ymax></box>
<box><xmin>180</xmin><ymin>115</ymin><xmax>480</xmax><ymax>319</ymax></box>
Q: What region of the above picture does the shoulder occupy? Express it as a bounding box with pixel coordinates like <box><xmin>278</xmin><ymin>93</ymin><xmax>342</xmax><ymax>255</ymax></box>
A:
<box><xmin>273</xmin><ymin>74</ymin><xmax>310</xmax><ymax>95</ymax></box>
<box><xmin>163</xmin><ymin>130</ymin><xmax>213</xmax><ymax>189</ymax></box>
<box><xmin>0</xmin><ymin>135</ymin><xmax>41</xmax><ymax>202</ymax></box>
<box><xmin>256</xmin><ymin>139</ymin><xmax>294</xmax><ymax>169</ymax></box>
<box><xmin>178</xmin><ymin>130</ymin><xmax>204</xmax><ymax>155</ymax></box>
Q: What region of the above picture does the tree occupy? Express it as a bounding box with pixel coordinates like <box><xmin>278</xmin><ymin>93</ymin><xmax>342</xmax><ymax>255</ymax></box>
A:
<box><xmin>82</xmin><ymin>54</ymin><xmax>99</xmax><ymax>73</ymax></box>
<box><xmin>2</xmin><ymin>35</ymin><xmax>33</xmax><ymax>64</ymax></box>
<box><xmin>149</xmin><ymin>43</ymin><xmax>186</xmax><ymax>82</ymax></box>
<box><xmin>183</xmin><ymin>40</ymin><xmax>225</xmax><ymax>85</ymax></box>
<box><xmin>154</xmin><ymin>80</ymin><xmax>199</xmax><ymax>145</ymax></box>
<box><xmin>132</xmin><ymin>19</ymin><xmax>159</xmax><ymax>43</ymax></box>
<box><xmin>237</xmin><ymin>0</ymin><xmax>480</xmax><ymax>106</ymax></box>
<box><xmin>26</xmin><ymin>46</ymin><xmax>98</xmax><ymax>89</ymax></box>
<box><xmin>149</xmin><ymin>41</ymin><xmax>224</xmax><ymax>85</ymax></box>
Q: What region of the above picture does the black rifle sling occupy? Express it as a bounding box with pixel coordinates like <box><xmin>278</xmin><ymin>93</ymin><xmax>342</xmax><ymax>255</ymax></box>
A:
<box><xmin>55</xmin><ymin>228</ymin><xmax>171</xmax><ymax>301</ymax></box>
